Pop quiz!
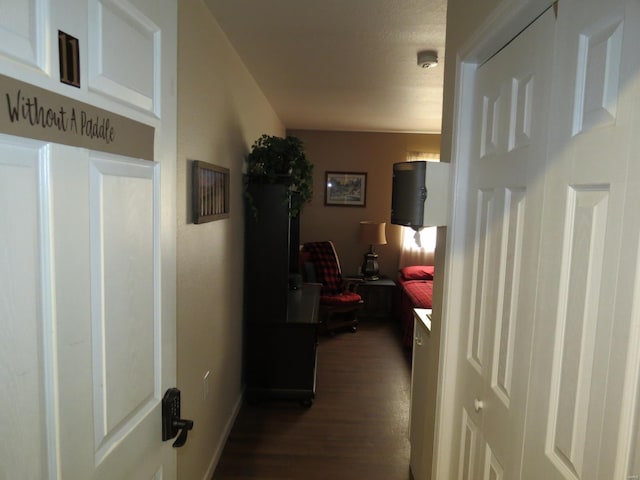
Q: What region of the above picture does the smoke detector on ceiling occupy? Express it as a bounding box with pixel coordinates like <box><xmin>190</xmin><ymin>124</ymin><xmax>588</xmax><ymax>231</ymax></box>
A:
<box><xmin>417</xmin><ymin>50</ymin><xmax>438</xmax><ymax>68</ymax></box>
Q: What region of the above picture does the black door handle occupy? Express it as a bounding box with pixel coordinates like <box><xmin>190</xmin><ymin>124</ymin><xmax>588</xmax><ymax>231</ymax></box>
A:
<box><xmin>162</xmin><ymin>388</ymin><xmax>194</xmax><ymax>448</ymax></box>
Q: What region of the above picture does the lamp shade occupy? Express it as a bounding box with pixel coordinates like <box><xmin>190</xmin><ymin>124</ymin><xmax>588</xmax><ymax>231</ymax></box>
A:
<box><xmin>359</xmin><ymin>221</ymin><xmax>387</xmax><ymax>246</ymax></box>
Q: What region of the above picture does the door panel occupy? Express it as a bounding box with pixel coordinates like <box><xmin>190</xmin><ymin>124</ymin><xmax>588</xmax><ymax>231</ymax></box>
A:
<box><xmin>51</xmin><ymin>148</ymin><xmax>165</xmax><ymax>480</ymax></box>
<box><xmin>0</xmin><ymin>0</ymin><xmax>46</xmax><ymax>69</ymax></box>
<box><xmin>0</xmin><ymin>138</ymin><xmax>54</xmax><ymax>480</ymax></box>
<box><xmin>467</xmin><ymin>188</ymin><xmax>496</xmax><ymax>374</ymax></box>
<box><xmin>88</xmin><ymin>0</ymin><xmax>161</xmax><ymax>113</ymax></box>
<box><xmin>483</xmin><ymin>444</ymin><xmax>504</xmax><ymax>480</ymax></box>
<box><xmin>458</xmin><ymin>410</ymin><xmax>480</xmax><ymax>480</ymax></box>
<box><xmin>522</xmin><ymin>0</ymin><xmax>640</xmax><ymax>478</ymax></box>
<box><xmin>89</xmin><ymin>155</ymin><xmax>159</xmax><ymax>462</ymax></box>
<box><xmin>454</xmin><ymin>8</ymin><xmax>555</xmax><ymax>479</ymax></box>
<box><xmin>491</xmin><ymin>187</ymin><xmax>525</xmax><ymax>409</ymax></box>
<box><xmin>548</xmin><ymin>186</ymin><xmax>608</xmax><ymax>477</ymax></box>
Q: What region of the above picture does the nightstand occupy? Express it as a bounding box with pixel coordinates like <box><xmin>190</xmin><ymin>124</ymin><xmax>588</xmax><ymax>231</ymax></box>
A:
<box><xmin>354</xmin><ymin>277</ymin><xmax>396</xmax><ymax>320</ymax></box>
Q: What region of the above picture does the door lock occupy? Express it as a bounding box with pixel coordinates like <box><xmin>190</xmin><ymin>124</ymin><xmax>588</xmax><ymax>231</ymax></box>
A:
<box><xmin>162</xmin><ymin>388</ymin><xmax>194</xmax><ymax>448</ymax></box>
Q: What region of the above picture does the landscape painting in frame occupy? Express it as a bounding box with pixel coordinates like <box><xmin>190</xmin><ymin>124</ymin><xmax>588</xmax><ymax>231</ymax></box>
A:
<box><xmin>325</xmin><ymin>171</ymin><xmax>367</xmax><ymax>207</ymax></box>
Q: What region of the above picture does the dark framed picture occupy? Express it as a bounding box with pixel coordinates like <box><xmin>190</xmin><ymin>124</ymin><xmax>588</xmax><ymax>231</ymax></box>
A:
<box><xmin>324</xmin><ymin>171</ymin><xmax>367</xmax><ymax>207</ymax></box>
<box><xmin>192</xmin><ymin>160</ymin><xmax>230</xmax><ymax>224</ymax></box>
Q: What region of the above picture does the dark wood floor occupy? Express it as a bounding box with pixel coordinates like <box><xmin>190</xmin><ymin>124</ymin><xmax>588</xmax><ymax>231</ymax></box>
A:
<box><xmin>212</xmin><ymin>320</ymin><xmax>413</xmax><ymax>480</ymax></box>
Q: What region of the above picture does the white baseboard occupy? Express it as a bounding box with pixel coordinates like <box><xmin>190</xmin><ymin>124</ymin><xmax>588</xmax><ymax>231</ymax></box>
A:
<box><xmin>202</xmin><ymin>388</ymin><xmax>244</xmax><ymax>480</ymax></box>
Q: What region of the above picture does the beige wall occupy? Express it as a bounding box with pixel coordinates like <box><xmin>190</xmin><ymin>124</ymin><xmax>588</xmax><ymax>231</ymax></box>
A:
<box><xmin>177</xmin><ymin>2</ymin><xmax>284</xmax><ymax>478</ymax></box>
<box><xmin>288</xmin><ymin>129</ymin><xmax>440</xmax><ymax>278</ymax></box>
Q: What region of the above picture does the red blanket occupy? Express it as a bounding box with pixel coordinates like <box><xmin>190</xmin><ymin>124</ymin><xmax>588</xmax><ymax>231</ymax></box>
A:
<box><xmin>394</xmin><ymin>277</ymin><xmax>433</xmax><ymax>350</ymax></box>
<box><xmin>400</xmin><ymin>279</ymin><xmax>433</xmax><ymax>308</ymax></box>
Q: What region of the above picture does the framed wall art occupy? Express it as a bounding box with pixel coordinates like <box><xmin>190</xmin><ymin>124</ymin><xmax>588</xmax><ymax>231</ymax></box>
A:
<box><xmin>192</xmin><ymin>160</ymin><xmax>230</xmax><ymax>223</ymax></box>
<box><xmin>324</xmin><ymin>171</ymin><xmax>367</xmax><ymax>207</ymax></box>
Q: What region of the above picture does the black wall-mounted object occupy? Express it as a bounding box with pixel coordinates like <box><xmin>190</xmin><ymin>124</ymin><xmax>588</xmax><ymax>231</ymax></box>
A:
<box><xmin>390</xmin><ymin>161</ymin><xmax>450</xmax><ymax>229</ymax></box>
<box><xmin>391</xmin><ymin>161</ymin><xmax>428</xmax><ymax>229</ymax></box>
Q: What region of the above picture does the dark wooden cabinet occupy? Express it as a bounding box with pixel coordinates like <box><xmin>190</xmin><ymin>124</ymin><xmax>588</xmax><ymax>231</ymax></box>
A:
<box><xmin>244</xmin><ymin>182</ymin><xmax>320</xmax><ymax>404</ymax></box>
<box><xmin>245</xmin><ymin>284</ymin><xmax>320</xmax><ymax>403</ymax></box>
<box><xmin>244</xmin><ymin>183</ymin><xmax>292</xmax><ymax>322</ymax></box>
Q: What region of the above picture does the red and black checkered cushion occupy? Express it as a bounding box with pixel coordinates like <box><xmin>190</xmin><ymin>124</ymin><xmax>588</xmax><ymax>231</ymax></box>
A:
<box><xmin>303</xmin><ymin>241</ymin><xmax>344</xmax><ymax>295</ymax></box>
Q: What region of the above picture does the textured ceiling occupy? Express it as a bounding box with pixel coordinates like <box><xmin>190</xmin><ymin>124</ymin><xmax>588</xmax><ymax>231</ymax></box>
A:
<box><xmin>204</xmin><ymin>0</ymin><xmax>447</xmax><ymax>133</ymax></box>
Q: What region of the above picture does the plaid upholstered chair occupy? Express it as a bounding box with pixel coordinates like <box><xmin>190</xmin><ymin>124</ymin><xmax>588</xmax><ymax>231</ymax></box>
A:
<box><xmin>301</xmin><ymin>241</ymin><xmax>363</xmax><ymax>335</ymax></box>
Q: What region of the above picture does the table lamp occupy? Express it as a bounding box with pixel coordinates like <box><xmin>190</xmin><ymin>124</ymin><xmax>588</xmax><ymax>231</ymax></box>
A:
<box><xmin>359</xmin><ymin>221</ymin><xmax>387</xmax><ymax>280</ymax></box>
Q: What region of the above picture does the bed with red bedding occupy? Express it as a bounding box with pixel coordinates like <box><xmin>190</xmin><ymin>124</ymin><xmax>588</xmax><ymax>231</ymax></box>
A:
<box><xmin>393</xmin><ymin>265</ymin><xmax>434</xmax><ymax>350</ymax></box>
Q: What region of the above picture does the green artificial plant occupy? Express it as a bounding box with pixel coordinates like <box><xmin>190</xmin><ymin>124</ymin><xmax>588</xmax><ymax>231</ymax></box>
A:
<box><xmin>244</xmin><ymin>134</ymin><xmax>313</xmax><ymax>217</ymax></box>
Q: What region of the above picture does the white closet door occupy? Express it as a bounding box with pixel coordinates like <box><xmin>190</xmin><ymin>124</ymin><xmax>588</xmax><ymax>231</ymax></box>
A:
<box><xmin>453</xmin><ymin>8</ymin><xmax>555</xmax><ymax>480</ymax></box>
<box><xmin>522</xmin><ymin>0</ymin><xmax>640</xmax><ymax>479</ymax></box>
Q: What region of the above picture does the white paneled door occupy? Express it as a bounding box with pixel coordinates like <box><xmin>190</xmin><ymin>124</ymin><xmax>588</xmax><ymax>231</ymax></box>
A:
<box><xmin>446</xmin><ymin>0</ymin><xmax>640</xmax><ymax>479</ymax></box>
<box><xmin>0</xmin><ymin>1</ymin><xmax>176</xmax><ymax>479</ymax></box>
<box><xmin>453</xmin><ymin>9</ymin><xmax>555</xmax><ymax>479</ymax></box>
<box><xmin>522</xmin><ymin>0</ymin><xmax>640</xmax><ymax>478</ymax></box>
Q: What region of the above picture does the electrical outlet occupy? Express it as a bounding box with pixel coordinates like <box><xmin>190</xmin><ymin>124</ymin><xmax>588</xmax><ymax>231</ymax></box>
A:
<box><xmin>203</xmin><ymin>370</ymin><xmax>210</xmax><ymax>400</ymax></box>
